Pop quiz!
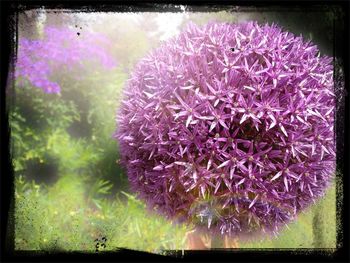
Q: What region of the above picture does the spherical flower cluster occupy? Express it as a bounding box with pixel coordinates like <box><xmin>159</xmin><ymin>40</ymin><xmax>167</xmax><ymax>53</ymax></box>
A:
<box><xmin>115</xmin><ymin>21</ymin><xmax>336</xmax><ymax>237</ymax></box>
<box><xmin>15</xmin><ymin>26</ymin><xmax>117</xmax><ymax>94</ymax></box>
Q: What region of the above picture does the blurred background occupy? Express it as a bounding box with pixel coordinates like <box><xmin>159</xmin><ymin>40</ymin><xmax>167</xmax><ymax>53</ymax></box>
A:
<box><xmin>9</xmin><ymin>7</ymin><xmax>337</xmax><ymax>253</ymax></box>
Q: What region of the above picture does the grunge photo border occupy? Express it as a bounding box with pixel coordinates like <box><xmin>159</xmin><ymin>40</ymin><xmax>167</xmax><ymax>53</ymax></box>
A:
<box><xmin>1</xmin><ymin>1</ymin><xmax>349</xmax><ymax>262</ymax></box>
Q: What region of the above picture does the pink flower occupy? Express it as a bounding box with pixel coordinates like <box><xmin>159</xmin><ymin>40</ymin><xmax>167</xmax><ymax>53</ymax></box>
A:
<box><xmin>116</xmin><ymin>21</ymin><xmax>336</xmax><ymax>237</ymax></box>
<box><xmin>16</xmin><ymin>26</ymin><xmax>117</xmax><ymax>94</ymax></box>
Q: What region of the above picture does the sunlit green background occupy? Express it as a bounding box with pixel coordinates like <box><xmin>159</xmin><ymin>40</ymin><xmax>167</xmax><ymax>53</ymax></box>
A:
<box><xmin>10</xmin><ymin>8</ymin><xmax>337</xmax><ymax>253</ymax></box>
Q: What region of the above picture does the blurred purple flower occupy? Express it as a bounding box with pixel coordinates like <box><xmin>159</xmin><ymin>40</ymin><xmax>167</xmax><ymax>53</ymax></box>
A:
<box><xmin>15</xmin><ymin>26</ymin><xmax>117</xmax><ymax>94</ymax></box>
<box><xmin>115</xmin><ymin>21</ymin><xmax>336</xmax><ymax>237</ymax></box>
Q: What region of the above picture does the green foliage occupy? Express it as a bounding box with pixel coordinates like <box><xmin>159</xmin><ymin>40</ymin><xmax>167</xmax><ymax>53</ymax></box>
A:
<box><xmin>87</xmin><ymin>178</ymin><xmax>114</xmax><ymax>209</ymax></box>
<box><xmin>15</xmin><ymin>176</ymin><xmax>188</xmax><ymax>252</ymax></box>
<box><xmin>9</xmin><ymin>86</ymin><xmax>80</xmax><ymax>172</ymax></box>
<box><xmin>46</xmin><ymin>129</ymin><xmax>100</xmax><ymax>173</ymax></box>
<box><xmin>15</xmin><ymin>175</ymin><xmax>336</xmax><ymax>251</ymax></box>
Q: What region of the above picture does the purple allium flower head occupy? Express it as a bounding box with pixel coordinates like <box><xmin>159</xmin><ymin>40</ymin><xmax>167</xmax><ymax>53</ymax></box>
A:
<box><xmin>15</xmin><ymin>26</ymin><xmax>117</xmax><ymax>94</ymax></box>
<box><xmin>115</xmin><ymin>21</ymin><xmax>336</xmax><ymax>237</ymax></box>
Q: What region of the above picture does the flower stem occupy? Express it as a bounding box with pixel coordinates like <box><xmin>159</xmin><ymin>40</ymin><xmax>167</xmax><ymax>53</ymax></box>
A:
<box><xmin>185</xmin><ymin>228</ymin><xmax>239</xmax><ymax>249</ymax></box>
